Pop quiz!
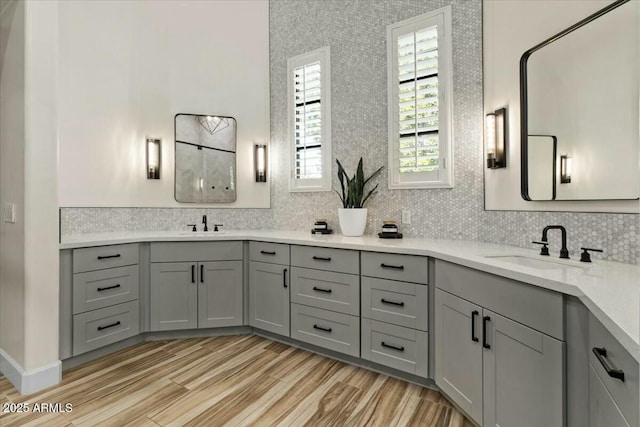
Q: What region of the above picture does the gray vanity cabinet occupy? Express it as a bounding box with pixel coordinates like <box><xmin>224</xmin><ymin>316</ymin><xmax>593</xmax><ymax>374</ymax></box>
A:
<box><xmin>149</xmin><ymin>242</ymin><xmax>244</xmax><ymax>332</ymax></box>
<box><xmin>589</xmin><ymin>364</ymin><xmax>630</xmax><ymax>427</ymax></box>
<box><xmin>249</xmin><ymin>261</ymin><xmax>290</xmax><ymax>336</ymax></box>
<box><xmin>150</xmin><ymin>262</ymin><xmax>198</xmax><ymax>331</ymax></box>
<box><xmin>435</xmin><ymin>260</ymin><xmax>565</xmax><ymax>427</ymax></box>
<box><xmin>435</xmin><ymin>289</ymin><xmax>483</xmax><ymax>424</ymax></box>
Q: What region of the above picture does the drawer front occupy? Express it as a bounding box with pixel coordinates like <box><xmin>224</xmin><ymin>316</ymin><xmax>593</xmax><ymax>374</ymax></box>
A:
<box><xmin>73</xmin><ymin>244</ymin><xmax>139</xmax><ymax>273</ymax></box>
<box><xmin>73</xmin><ymin>265</ymin><xmax>139</xmax><ymax>314</ymax></box>
<box><xmin>291</xmin><ymin>267</ymin><xmax>359</xmax><ymax>316</ymax></box>
<box><xmin>73</xmin><ymin>300</ymin><xmax>140</xmax><ymax>356</ymax></box>
<box><xmin>361</xmin><ymin>318</ymin><xmax>428</xmax><ymax>378</ymax></box>
<box><xmin>249</xmin><ymin>241</ymin><xmax>290</xmax><ymax>265</ymax></box>
<box><xmin>361</xmin><ymin>252</ymin><xmax>428</xmax><ymax>284</ymax></box>
<box><xmin>291</xmin><ymin>245</ymin><xmax>359</xmax><ymax>275</ymax></box>
<box><xmin>291</xmin><ymin>303</ymin><xmax>360</xmax><ymax>357</ymax></box>
<box><xmin>361</xmin><ymin>277</ymin><xmax>428</xmax><ymax>331</ymax></box>
<box><xmin>589</xmin><ymin>313</ymin><xmax>639</xmax><ymax>427</ymax></box>
<box><xmin>150</xmin><ymin>241</ymin><xmax>243</xmax><ymax>262</ymax></box>
<box><xmin>435</xmin><ymin>260</ymin><xmax>564</xmax><ymax>340</ymax></box>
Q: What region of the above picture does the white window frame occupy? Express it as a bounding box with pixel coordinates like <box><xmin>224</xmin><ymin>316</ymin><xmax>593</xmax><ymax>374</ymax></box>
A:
<box><xmin>387</xmin><ymin>6</ymin><xmax>454</xmax><ymax>189</ymax></box>
<box><xmin>288</xmin><ymin>46</ymin><xmax>332</xmax><ymax>192</ymax></box>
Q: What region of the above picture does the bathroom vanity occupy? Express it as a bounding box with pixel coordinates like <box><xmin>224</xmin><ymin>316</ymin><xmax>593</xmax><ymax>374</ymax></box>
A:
<box><xmin>59</xmin><ymin>231</ymin><xmax>640</xmax><ymax>427</ymax></box>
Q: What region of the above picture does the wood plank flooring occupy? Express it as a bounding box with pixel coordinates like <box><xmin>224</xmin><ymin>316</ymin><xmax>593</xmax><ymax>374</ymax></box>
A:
<box><xmin>0</xmin><ymin>335</ymin><xmax>473</xmax><ymax>427</ymax></box>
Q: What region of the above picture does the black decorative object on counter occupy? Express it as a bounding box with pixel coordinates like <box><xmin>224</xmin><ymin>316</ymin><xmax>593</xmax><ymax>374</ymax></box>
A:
<box><xmin>378</xmin><ymin>221</ymin><xmax>403</xmax><ymax>239</ymax></box>
<box><xmin>311</xmin><ymin>218</ymin><xmax>333</xmax><ymax>235</ymax></box>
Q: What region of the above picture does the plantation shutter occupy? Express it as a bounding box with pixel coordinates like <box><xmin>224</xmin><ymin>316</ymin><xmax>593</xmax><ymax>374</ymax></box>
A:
<box><xmin>397</xmin><ymin>25</ymin><xmax>440</xmax><ymax>174</ymax></box>
<box><xmin>294</xmin><ymin>62</ymin><xmax>323</xmax><ymax>180</ymax></box>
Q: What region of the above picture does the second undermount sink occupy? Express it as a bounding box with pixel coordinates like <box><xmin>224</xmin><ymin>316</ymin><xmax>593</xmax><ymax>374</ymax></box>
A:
<box><xmin>483</xmin><ymin>254</ymin><xmax>586</xmax><ymax>270</ymax></box>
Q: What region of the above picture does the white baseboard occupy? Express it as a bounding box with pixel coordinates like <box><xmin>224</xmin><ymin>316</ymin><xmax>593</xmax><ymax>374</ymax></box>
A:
<box><xmin>0</xmin><ymin>348</ymin><xmax>61</xmax><ymax>394</ymax></box>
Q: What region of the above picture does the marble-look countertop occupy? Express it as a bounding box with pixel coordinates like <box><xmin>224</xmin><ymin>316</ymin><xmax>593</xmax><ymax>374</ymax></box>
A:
<box><xmin>61</xmin><ymin>230</ymin><xmax>640</xmax><ymax>363</ymax></box>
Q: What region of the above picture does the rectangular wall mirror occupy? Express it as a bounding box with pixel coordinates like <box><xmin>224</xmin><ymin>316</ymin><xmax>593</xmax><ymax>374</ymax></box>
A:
<box><xmin>520</xmin><ymin>0</ymin><xmax>639</xmax><ymax>201</ymax></box>
<box><xmin>175</xmin><ymin>114</ymin><xmax>237</xmax><ymax>203</ymax></box>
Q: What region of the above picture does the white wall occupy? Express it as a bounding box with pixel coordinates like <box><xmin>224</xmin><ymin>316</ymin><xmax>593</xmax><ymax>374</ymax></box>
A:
<box><xmin>0</xmin><ymin>0</ymin><xmax>26</xmax><ymax>369</ymax></box>
<box><xmin>57</xmin><ymin>0</ymin><xmax>270</xmax><ymax>208</ymax></box>
<box><xmin>483</xmin><ymin>0</ymin><xmax>639</xmax><ymax>213</ymax></box>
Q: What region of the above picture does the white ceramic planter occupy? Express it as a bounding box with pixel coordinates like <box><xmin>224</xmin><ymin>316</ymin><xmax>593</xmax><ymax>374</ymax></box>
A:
<box><xmin>338</xmin><ymin>208</ymin><xmax>368</xmax><ymax>237</ymax></box>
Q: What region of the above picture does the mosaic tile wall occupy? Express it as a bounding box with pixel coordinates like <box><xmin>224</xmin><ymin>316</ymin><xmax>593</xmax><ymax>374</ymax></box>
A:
<box><xmin>61</xmin><ymin>0</ymin><xmax>639</xmax><ymax>264</ymax></box>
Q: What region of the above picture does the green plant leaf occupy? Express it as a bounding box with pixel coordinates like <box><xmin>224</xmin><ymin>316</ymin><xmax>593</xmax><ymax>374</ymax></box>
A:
<box><xmin>361</xmin><ymin>183</ymin><xmax>379</xmax><ymax>207</ymax></box>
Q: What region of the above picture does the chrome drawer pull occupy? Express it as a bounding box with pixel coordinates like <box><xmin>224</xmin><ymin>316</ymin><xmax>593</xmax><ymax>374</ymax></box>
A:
<box><xmin>380</xmin><ymin>263</ymin><xmax>404</xmax><ymax>270</ymax></box>
<box><xmin>313</xmin><ymin>324</ymin><xmax>332</xmax><ymax>333</ymax></box>
<box><xmin>97</xmin><ymin>284</ymin><xmax>121</xmax><ymax>292</ymax></box>
<box><xmin>313</xmin><ymin>286</ymin><xmax>332</xmax><ymax>294</ymax></box>
<box><xmin>380</xmin><ymin>298</ymin><xmax>404</xmax><ymax>307</ymax></box>
<box><xmin>313</xmin><ymin>256</ymin><xmax>332</xmax><ymax>262</ymax></box>
<box><xmin>97</xmin><ymin>254</ymin><xmax>121</xmax><ymax>260</ymax></box>
<box><xmin>592</xmin><ymin>347</ymin><xmax>625</xmax><ymax>382</ymax></box>
<box><xmin>260</xmin><ymin>250</ymin><xmax>276</xmax><ymax>255</ymax></box>
<box><xmin>381</xmin><ymin>342</ymin><xmax>405</xmax><ymax>352</ymax></box>
<box><xmin>97</xmin><ymin>321</ymin><xmax>121</xmax><ymax>331</ymax></box>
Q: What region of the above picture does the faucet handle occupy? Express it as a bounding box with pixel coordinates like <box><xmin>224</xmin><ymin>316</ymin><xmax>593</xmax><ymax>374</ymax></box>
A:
<box><xmin>213</xmin><ymin>224</ymin><xmax>223</xmax><ymax>232</ymax></box>
<box><xmin>580</xmin><ymin>247</ymin><xmax>603</xmax><ymax>263</ymax></box>
<box><xmin>532</xmin><ymin>241</ymin><xmax>550</xmax><ymax>256</ymax></box>
<box><xmin>186</xmin><ymin>224</ymin><xmax>197</xmax><ymax>232</ymax></box>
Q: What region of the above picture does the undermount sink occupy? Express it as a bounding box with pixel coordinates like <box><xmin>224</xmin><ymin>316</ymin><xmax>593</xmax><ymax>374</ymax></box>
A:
<box><xmin>483</xmin><ymin>254</ymin><xmax>586</xmax><ymax>270</ymax></box>
<box><xmin>176</xmin><ymin>231</ymin><xmax>225</xmax><ymax>236</ymax></box>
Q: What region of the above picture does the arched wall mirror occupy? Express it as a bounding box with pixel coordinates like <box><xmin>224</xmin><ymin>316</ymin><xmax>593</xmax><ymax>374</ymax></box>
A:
<box><xmin>174</xmin><ymin>114</ymin><xmax>237</xmax><ymax>203</ymax></box>
<box><xmin>520</xmin><ymin>0</ymin><xmax>639</xmax><ymax>201</ymax></box>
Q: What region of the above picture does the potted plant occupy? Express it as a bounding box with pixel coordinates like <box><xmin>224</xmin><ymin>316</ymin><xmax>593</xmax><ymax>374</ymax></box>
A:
<box><xmin>335</xmin><ymin>157</ymin><xmax>383</xmax><ymax>236</ymax></box>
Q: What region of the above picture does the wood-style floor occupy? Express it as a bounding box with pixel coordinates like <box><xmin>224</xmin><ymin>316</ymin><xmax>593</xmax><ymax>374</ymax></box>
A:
<box><xmin>0</xmin><ymin>335</ymin><xmax>473</xmax><ymax>427</ymax></box>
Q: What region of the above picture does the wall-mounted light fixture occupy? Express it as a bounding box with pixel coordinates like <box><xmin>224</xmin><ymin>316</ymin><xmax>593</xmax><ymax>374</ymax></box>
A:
<box><xmin>198</xmin><ymin>115</ymin><xmax>230</xmax><ymax>135</ymax></box>
<box><xmin>255</xmin><ymin>144</ymin><xmax>267</xmax><ymax>182</ymax></box>
<box><xmin>560</xmin><ymin>155</ymin><xmax>572</xmax><ymax>183</ymax></box>
<box><xmin>486</xmin><ymin>107</ymin><xmax>507</xmax><ymax>169</ymax></box>
<box><xmin>146</xmin><ymin>137</ymin><xmax>161</xmax><ymax>179</ymax></box>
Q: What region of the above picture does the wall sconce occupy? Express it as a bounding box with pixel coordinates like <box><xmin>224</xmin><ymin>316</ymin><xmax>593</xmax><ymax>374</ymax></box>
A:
<box><xmin>146</xmin><ymin>137</ymin><xmax>161</xmax><ymax>179</ymax></box>
<box><xmin>560</xmin><ymin>155</ymin><xmax>572</xmax><ymax>183</ymax></box>
<box><xmin>255</xmin><ymin>144</ymin><xmax>267</xmax><ymax>182</ymax></box>
<box><xmin>486</xmin><ymin>107</ymin><xmax>507</xmax><ymax>169</ymax></box>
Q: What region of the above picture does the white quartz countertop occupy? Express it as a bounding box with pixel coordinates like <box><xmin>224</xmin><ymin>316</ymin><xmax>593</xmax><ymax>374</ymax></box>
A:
<box><xmin>61</xmin><ymin>230</ymin><xmax>640</xmax><ymax>362</ymax></box>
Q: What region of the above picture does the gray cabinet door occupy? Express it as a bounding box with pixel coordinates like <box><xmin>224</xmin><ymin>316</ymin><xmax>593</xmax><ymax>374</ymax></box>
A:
<box><xmin>589</xmin><ymin>363</ymin><xmax>631</xmax><ymax>427</ymax></box>
<box><xmin>435</xmin><ymin>289</ymin><xmax>483</xmax><ymax>425</ymax></box>
<box><xmin>249</xmin><ymin>261</ymin><xmax>289</xmax><ymax>336</ymax></box>
<box><xmin>150</xmin><ymin>262</ymin><xmax>198</xmax><ymax>331</ymax></box>
<box><xmin>198</xmin><ymin>261</ymin><xmax>243</xmax><ymax>328</ymax></box>
<box><xmin>483</xmin><ymin>309</ymin><xmax>564</xmax><ymax>427</ymax></box>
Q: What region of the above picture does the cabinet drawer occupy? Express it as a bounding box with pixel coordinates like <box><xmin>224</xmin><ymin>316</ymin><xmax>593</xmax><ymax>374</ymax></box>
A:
<box><xmin>291</xmin><ymin>267</ymin><xmax>359</xmax><ymax>315</ymax></box>
<box><xmin>73</xmin><ymin>244</ymin><xmax>139</xmax><ymax>273</ymax></box>
<box><xmin>73</xmin><ymin>265</ymin><xmax>139</xmax><ymax>314</ymax></box>
<box><xmin>150</xmin><ymin>241</ymin><xmax>243</xmax><ymax>262</ymax></box>
<box><xmin>589</xmin><ymin>314</ymin><xmax>639</xmax><ymax>427</ymax></box>
<box><xmin>291</xmin><ymin>245</ymin><xmax>359</xmax><ymax>275</ymax></box>
<box><xmin>291</xmin><ymin>303</ymin><xmax>359</xmax><ymax>357</ymax></box>
<box><xmin>589</xmin><ymin>363</ymin><xmax>631</xmax><ymax>427</ymax></box>
<box><xmin>435</xmin><ymin>260</ymin><xmax>564</xmax><ymax>340</ymax></box>
<box><xmin>361</xmin><ymin>277</ymin><xmax>428</xmax><ymax>331</ymax></box>
<box><xmin>73</xmin><ymin>300</ymin><xmax>139</xmax><ymax>356</ymax></box>
<box><xmin>249</xmin><ymin>241</ymin><xmax>290</xmax><ymax>265</ymax></box>
<box><xmin>361</xmin><ymin>318</ymin><xmax>428</xmax><ymax>378</ymax></box>
<box><xmin>361</xmin><ymin>252</ymin><xmax>428</xmax><ymax>284</ymax></box>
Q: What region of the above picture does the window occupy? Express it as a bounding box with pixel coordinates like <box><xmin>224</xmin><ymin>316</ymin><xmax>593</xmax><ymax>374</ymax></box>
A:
<box><xmin>387</xmin><ymin>7</ymin><xmax>453</xmax><ymax>189</ymax></box>
<box><xmin>288</xmin><ymin>46</ymin><xmax>332</xmax><ymax>192</ymax></box>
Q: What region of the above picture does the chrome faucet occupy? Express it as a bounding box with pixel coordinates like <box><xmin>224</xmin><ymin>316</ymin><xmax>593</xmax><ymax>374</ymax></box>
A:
<box><xmin>202</xmin><ymin>215</ymin><xmax>208</xmax><ymax>232</ymax></box>
<box><xmin>541</xmin><ymin>225</ymin><xmax>569</xmax><ymax>259</ymax></box>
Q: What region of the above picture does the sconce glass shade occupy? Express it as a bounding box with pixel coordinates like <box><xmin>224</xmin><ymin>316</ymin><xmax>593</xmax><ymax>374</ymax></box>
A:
<box><xmin>560</xmin><ymin>155</ymin><xmax>572</xmax><ymax>183</ymax></box>
<box><xmin>255</xmin><ymin>144</ymin><xmax>267</xmax><ymax>182</ymax></box>
<box><xmin>146</xmin><ymin>137</ymin><xmax>161</xmax><ymax>179</ymax></box>
<box><xmin>198</xmin><ymin>116</ymin><xmax>230</xmax><ymax>135</ymax></box>
<box><xmin>486</xmin><ymin>108</ymin><xmax>507</xmax><ymax>169</ymax></box>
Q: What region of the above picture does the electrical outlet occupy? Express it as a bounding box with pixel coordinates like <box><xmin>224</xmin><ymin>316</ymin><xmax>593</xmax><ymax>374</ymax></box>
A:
<box><xmin>401</xmin><ymin>209</ymin><xmax>411</xmax><ymax>225</ymax></box>
<box><xmin>3</xmin><ymin>203</ymin><xmax>16</xmax><ymax>223</ymax></box>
